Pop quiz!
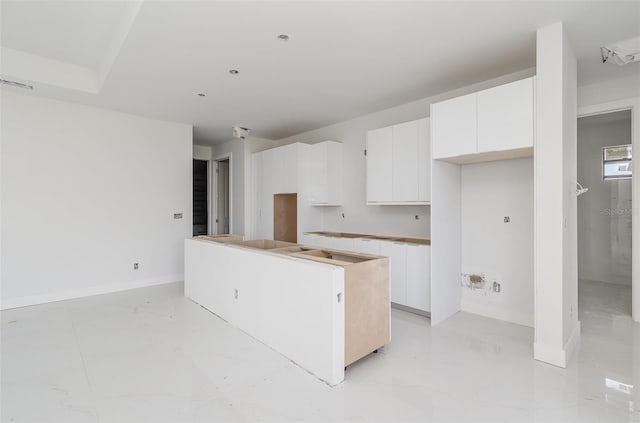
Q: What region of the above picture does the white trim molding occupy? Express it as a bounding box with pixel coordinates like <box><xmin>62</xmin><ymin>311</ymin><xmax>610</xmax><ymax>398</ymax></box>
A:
<box><xmin>0</xmin><ymin>275</ymin><xmax>182</xmax><ymax>310</ymax></box>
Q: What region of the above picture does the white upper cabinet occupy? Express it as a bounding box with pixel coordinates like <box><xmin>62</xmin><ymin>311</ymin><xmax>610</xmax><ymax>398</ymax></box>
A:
<box><xmin>366</xmin><ymin>118</ymin><xmax>430</xmax><ymax>204</ymax></box>
<box><xmin>279</xmin><ymin>143</ymin><xmax>300</xmax><ymax>193</ymax></box>
<box><xmin>392</xmin><ymin>120</ymin><xmax>420</xmax><ymax>201</ymax></box>
<box><xmin>431</xmin><ymin>77</ymin><xmax>535</xmax><ymax>162</ymax></box>
<box><xmin>418</xmin><ymin>119</ymin><xmax>431</xmax><ymax>202</ymax></box>
<box><xmin>477</xmin><ymin>77</ymin><xmax>534</xmax><ymax>153</ymax></box>
<box><xmin>366</xmin><ymin>126</ymin><xmax>393</xmax><ymax>203</ymax></box>
<box><xmin>309</xmin><ymin>141</ymin><xmax>342</xmax><ymax>206</ymax></box>
<box><xmin>431</xmin><ymin>93</ymin><xmax>477</xmax><ymax>159</ymax></box>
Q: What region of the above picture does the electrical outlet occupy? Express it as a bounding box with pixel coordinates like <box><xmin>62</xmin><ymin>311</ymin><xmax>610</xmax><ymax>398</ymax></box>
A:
<box><xmin>133</xmin><ymin>262</ymin><xmax>139</xmax><ymax>270</ymax></box>
<box><xmin>415</xmin><ymin>215</ymin><xmax>420</xmax><ymax>220</ymax></box>
<box><xmin>173</xmin><ymin>213</ymin><xmax>183</xmax><ymax>219</ymax></box>
<box><xmin>234</xmin><ymin>289</ymin><xmax>239</xmax><ymax>299</ymax></box>
<box><xmin>493</xmin><ymin>282</ymin><xmax>501</xmax><ymax>293</ymax></box>
<box><xmin>504</xmin><ymin>216</ymin><xmax>510</xmax><ymax>223</ymax></box>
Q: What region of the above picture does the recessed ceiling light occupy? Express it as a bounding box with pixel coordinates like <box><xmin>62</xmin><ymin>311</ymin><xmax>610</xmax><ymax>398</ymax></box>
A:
<box><xmin>229</xmin><ymin>69</ymin><xmax>239</xmax><ymax>75</ymax></box>
<box><xmin>197</xmin><ymin>93</ymin><xmax>205</xmax><ymax>97</ymax></box>
<box><xmin>277</xmin><ymin>34</ymin><xmax>290</xmax><ymax>41</ymax></box>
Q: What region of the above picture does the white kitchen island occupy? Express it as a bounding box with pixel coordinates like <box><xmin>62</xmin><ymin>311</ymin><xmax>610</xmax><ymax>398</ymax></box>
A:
<box><xmin>184</xmin><ymin>237</ymin><xmax>390</xmax><ymax>386</ymax></box>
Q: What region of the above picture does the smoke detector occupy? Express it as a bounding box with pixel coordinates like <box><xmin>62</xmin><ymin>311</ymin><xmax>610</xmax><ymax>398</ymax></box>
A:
<box><xmin>601</xmin><ymin>36</ymin><xmax>640</xmax><ymax>66</ymax></box>
<box><xmin>232</xmin><ymin>126</ymin><xmax>250</xmax><ymax>140</ymax></box>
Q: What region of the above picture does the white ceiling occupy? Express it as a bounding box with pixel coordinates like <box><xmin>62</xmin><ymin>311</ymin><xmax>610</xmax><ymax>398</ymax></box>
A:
<box><xmin>1</xmin><ymin>1</ymin><xmax>639</xmax><ymax>145</ymax></box>
<box><xmin>1</xmin><ymin>1</ymin><xmax>130</xmax><ymax>68</ymax></box>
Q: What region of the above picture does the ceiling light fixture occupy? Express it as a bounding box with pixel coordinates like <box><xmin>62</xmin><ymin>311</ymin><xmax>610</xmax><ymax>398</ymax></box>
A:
<box><xmin>197</xmin><ymin>93</ymin><xmax>205</xmax><ymax>97</ymax></box>
<box><xmin>0</xmin><ymin>78</ymin><xmax>34</xmax><ymax>90</ymax></box>
<box><xmin>277</xmin><ymin>34</ymin><xmax>290</xmax><ymax>41</ymax></box>
<box><xmin>229</xmin><ymin>69</ymin><xmax>239</xmax><ymax>75</ymax></box>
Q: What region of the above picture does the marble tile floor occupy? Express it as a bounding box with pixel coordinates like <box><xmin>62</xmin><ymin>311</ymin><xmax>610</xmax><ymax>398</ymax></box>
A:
<box><xmin>1</xmin><ymin>280</ymin><xmax>639</xmax><ymax>422</ymax></box>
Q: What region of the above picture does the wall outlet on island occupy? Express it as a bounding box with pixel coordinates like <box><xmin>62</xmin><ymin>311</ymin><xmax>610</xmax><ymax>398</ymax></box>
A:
<box><xmin>133</xmin><ymin>262</ymin><xmax>139</xmax><ymax>270</ymax></box>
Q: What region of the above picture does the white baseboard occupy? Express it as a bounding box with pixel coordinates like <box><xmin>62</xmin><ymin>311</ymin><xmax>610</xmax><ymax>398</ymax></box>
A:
<box><xmin>0</xmin><ymin>274</ymin><xmax>183</xmax><ymax>310</ymax></box>
<box><xmin>533</xmin><ymin>320</ymin><xmax>581</xmax><ymax>368</ymax></box>
<box><xmin>564</xmin><ymin>320</ymin><xmax>581</xmax><ymax>364</ymax></box>
<box><xmin>461</xmin><ymin>299</ymin><xmax>534</xmax><ymax>327</ymax></box>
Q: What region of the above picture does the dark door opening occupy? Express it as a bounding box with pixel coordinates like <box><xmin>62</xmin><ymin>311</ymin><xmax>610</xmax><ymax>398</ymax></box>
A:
<box><xmin>193</xmin><ymin>159</ymin><xmax>208</xmax><ymax>236</ymax></box>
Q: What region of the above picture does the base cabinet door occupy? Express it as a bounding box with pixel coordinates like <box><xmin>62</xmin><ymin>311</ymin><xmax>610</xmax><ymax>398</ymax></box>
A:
<box><xmin>353</xmin><ymin>238</ymin><xmax>381</xmax><ymax>255</ymax></box>
<box><xmin>379</xmin><ymin>241</ymin><xmax>406</xmax><ymax>305</ymax></box>
<box><xmin>405</xmin><ymin>244</ymin><xmax>430</xmax><ymax>312</ymax></box>
<box><xmin>331</xmin><ymin>237</ymin><xmax>355</xmax><ymax>252</ymax></box>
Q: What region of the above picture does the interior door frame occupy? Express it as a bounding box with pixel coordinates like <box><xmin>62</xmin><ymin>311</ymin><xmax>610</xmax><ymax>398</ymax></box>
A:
<box><xmin>211</xmin><ymin>152</ymin><xmax>233</xmax><ymax>235</ymax></box>
<box><xmin>578</xmin><ymin>96</ymin><xmax>639</xmax><ymax>323</ymax></box>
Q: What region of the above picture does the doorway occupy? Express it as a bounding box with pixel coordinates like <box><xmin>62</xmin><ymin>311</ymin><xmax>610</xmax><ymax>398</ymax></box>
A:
<box><xmin>214</xmin><ymin>157</ymin><xmax>231</xmax><ymax>234</ymax></box>
<box><xmin>193</xmin><ymin>159</ymin><xmax>208</xmax><ymax>236</ymax></box>
<box><xmin>577</xmin><ymin>110</ymin><xmax>633</xmax><ymax>321</ymax></box>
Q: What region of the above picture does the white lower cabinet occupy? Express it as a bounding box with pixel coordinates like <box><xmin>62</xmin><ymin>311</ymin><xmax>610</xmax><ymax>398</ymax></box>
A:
<box><xmin>379</xmin><ymin>241</ymin><xmax>407</xmax><ymax>305</ymax></box>
<box><xmin>301</xmin><ymin>233</ymin><xmax>430</xmax><ymax>314</ymax></box>
<box><xmin>353</xmin><ymin>238</ymin><xmax>381</xmax><ymax>255</ymax></box>
<box><xmin>405</xmin><ymin>244</ymin><xmax>430</xmax><ymax>312</ymax></box>
<box><xmin>330</xmin><ymin>237</ymin><xmax>355</xmax><ymax>252</ymax></box>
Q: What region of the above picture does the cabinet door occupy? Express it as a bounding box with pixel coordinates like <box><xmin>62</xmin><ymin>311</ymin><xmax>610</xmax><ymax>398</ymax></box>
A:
<box><xmin>418</xmin><ymin>118</ymin><xmax>431</xmax><ymax>202</ymax></box>
<box><xmin>279</xmin><ymin>143</ymin><xmax>299</xmax><ymax>193</ymax></box>
<box><xmin>431</xmin><ymin>93</ymin><xmax>477</xmax><ymax>159</ymax></box>
<box><xmin>325</xmin><ymin>142</ymin><xmax>343</xmax><ymax>205</ymax></box>
<box><xmin>251</xmin><ymin>152</ymin><xmax>263</xmax><ymax>240</ymax></box>
<box><xmin>307</xmin><ymin>143</ymin><xmax>326</xmax><ymax>204</ymax></box>
<box><xmin>313</xmin><ymin>235</ymin><xmax>333</xmax><ymax>249</ymax></box>
<box><xmin>353</xmin><ymin>238</ymin><xmax>381</xmax><ymax>255</ymax></box>
<box><xmin>366</xmin><ymin>126</ymin><xmax>393</xmax><ymax>203</ymax></box>
<box><xmin>477</xmin><ymin>77</ymin><xmax>534</xmax><ymax>153</ymax></box>
<box><xmin>392</xmin><ymin>120</ymin><xmax>420</xmax><ymax>201</ymax></box>
<box><xmin>379</xmin><ymin>241</ymin><xmax>406</xmax><ymax>305</ymax></box>
<box><xmin>405</xmin><ymin>244</ymin><xmax>430</xmax><ymax>312</ymax></box>
<box><xmin>261</xmin><ymin>149</ymin><xmax>278</xmax><ymax>240</ymax></box>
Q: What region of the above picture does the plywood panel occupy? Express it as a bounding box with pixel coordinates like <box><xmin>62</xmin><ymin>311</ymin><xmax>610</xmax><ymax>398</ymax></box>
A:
<box><xmin>273</xmin><ymin>193</ymin><xmax>297</xmax><ymax>243</ymax></box>
<box><xmin>344</xmin><ymin>257</ymin><xmax>390</xmax><ymax>366</ymax></box>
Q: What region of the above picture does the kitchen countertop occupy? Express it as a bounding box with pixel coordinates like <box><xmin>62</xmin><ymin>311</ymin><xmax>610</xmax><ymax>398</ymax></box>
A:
<box><xmin>304</xmin><ymin>231</ymin><xmax>430</xmax><ymax>246</ymax></box>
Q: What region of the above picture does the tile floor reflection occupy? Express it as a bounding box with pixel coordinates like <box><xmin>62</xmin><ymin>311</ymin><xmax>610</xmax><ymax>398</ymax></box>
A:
<box><xmin>1</xmin><ymin>281</ymin><xmax>639</xmax><ymax>422</ymax></box>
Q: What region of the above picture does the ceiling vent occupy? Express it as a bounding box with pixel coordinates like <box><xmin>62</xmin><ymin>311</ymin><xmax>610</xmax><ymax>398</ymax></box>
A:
<box><xmin>601</xmin><ymin>36</ymin><xmax>640</xmax><ymax>66</ymax></box>
<box><xmin>0</xmin><ymin>78</ymin><xmax>34</xmax><ymax>90</ymax></box>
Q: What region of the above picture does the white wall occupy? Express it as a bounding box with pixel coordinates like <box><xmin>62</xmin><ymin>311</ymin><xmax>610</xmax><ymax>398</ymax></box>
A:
<box><xmin>272</xmin><ymin>69</ymin><xmax>535</xmax><ymax>239</ymax></box>
<box><xmin>577</xmin><ymin>113</ymin><xmax>632</xmax><ymax>286</ymax></box>
<box><xmin>193</xmin><ymin>144</ymin><xmax>212</xmax><ymax>161</ymax></box>
<box><xmin>534</xmin><ymin>22</ymin><xmax>579</xmax><ymax>368</ymax></box>
<box><xmin>578</xmin><ymin>74</ymin><xmax>640</xmax><ymax>108</ymax></box>
<box><xmin>0</xmin><ymin>90</ymin><xmax>192</xmax><ymax>309</ymax></box>
<box><xmin>209</xmin><ymin>136</ymin><xmax>275</xmax><ymax>238</ymax></box>
<box><xmin>461</xmin><ymin>158</ymin><xmax>534</xmax><ymax>327</ymax></box>
<box><xmin>211</xmin><ymin>139</ymin><xmax>245</xmax><ymax>236</ymax></box>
